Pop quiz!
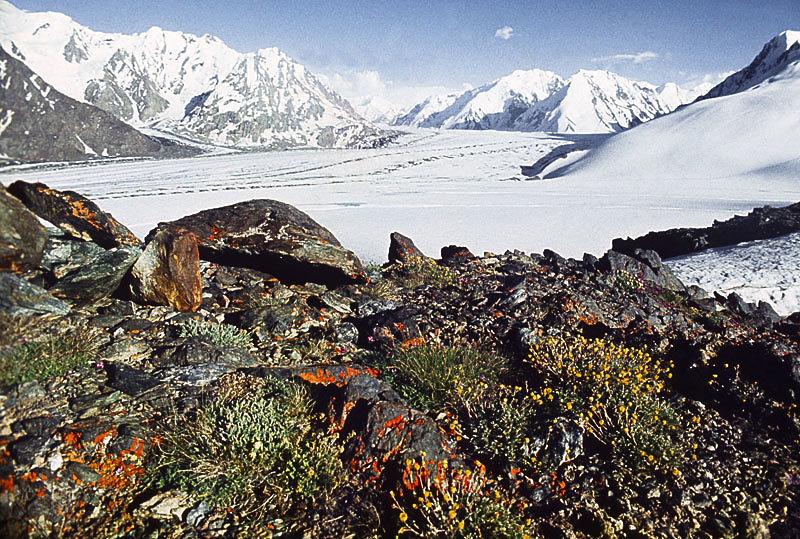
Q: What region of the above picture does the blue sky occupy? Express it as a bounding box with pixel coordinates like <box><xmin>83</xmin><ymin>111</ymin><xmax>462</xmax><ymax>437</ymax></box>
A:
<box><xmin>11</xmin><ymin>0</ymin><xmax>800</xmax><ymax>104</ymax></box>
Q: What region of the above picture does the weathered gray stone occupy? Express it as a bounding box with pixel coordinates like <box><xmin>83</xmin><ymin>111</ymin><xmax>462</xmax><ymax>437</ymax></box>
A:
<box><xmin>8</xmin><ymin>180</ymin><xmax>142</xmax><ymax>248</ymax></box>
<box><xmin>148</xmin><ymin>199</ymin><xmax>367</xmax><ymax>286</ymax></box>
<box><xmin>48</xmin><ymin>246</ymin><xmax>141</xmax><ymax>302</ymax></box>
<box><xmin>0</xmin><ymin>184</ymin><xmax>47</xmax><ymax>272</ymax></box>
<box><xmin>388</xmin><ymin>232</ymin><xmax>428</xmax><ymax>264</ymax></box>
<box><xmin>0</xmin><ymin>272</ymin><xmax>70</xmax><ymax>316</ymax></box>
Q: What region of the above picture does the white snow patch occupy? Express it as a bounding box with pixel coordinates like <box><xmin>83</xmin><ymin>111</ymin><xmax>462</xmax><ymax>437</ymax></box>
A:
<box><xmin>2</xmin><ymin>128</ymin><xmax>800</xmax><ymax>270</ymax></box>
<box><xmin>553</xmin><ymin>59</ymin><xmax>800</xmax><ymax>180</ymax></box>
<box><xmin>0</xmin><ymin>108</ymin><xmax>13</xmax><ymax>136</ymax></box>
<box><xmin>667</xmin><ymin>232</ymin><xmax>800</xmax><ymax>315</ymax></box>
<box><xmin>75</xmin><ymin>134</ymin><xmax>97</xmax><ymax>155</ymax></box>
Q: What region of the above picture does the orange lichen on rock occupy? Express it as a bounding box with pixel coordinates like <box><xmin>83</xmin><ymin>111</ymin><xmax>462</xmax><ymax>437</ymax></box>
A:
<box><xmin>0</xmin><ymin>475</ymin><xmax>14</xmax><ymax>493</ymax></box>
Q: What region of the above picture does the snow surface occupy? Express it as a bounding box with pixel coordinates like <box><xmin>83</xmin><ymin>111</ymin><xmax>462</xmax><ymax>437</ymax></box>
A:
<box><xmin>3</xmin><ymin>128</ymin><xmax>800</xmax><ymax>314</ymax></box>
<box><xmin>551</xmin><ymin>59</ymin><xmax>800</xmax><ymax>181</ymax></box>
<box><xmin>666</xmin><ymin>232</ymin><xmax>800</xmax><ymax>315</ymax></box>
<box><xmin>0</xmin><ymin>0</ymin><xmax>376</xmax><ymax>148</ymax></box>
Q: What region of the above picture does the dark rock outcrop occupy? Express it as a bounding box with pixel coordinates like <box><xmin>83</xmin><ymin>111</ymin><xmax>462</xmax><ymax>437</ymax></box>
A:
<box><xmin>0</xmin><ymin>45</ymin><xmax>162</xmax><ymax>165</ymax></box>
<box><xmin>0</xmin><ymin>185</ymin><xmax>47</xmax><ymax>272</ymax></box>
<box><xmin>147</xmin><ymin>199</ymin><xmax>367</xmax><ymax>286</ymax></box>
<box><xmin>440</xmin><ymin>244</ymin><xmax>475</xmax><ymax>262</ymax></box>
<box><xmin>129</xmin><ymin>227</ymin><xmax>201</xmax><ymax>312</ymax></box>
<box><xmin>599</xmin><ymin>248</ymin><xmax>686</xmax><ymax>292</ymax></box>
<box><xmin>0</xmin><ymin>272</ymin><xmax>70</xmax><ymax>316</ymax></box>
<box><xmin>388</xmin><ymin>232</ymin><xmax>427</xmax><ymax>264</ymax></box>
<box><xmin>612</xmin><ymin>202</ymin><xmax>800</xmax><ymax>259</ymax></box>
<box><xmin>7</xmin><ymin>181</ymin><xmax>141</xmax><ymax>249</ymax></box>
<box><xmin>48</xmin><ymin>246</ymin><xmax>141</xmax><ymax>303</ymax></box>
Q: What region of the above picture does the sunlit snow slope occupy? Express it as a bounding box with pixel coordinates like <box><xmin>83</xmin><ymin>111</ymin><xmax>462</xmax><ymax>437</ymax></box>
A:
<box><xmin>551</xmin><ymin>33</ymin><xmax>800</xmax><ymax>180</ymax></box>
<box><xmin>393</xmin><ymin>69</ymin><xmax>700</xmax><ymax>133</ymax></box>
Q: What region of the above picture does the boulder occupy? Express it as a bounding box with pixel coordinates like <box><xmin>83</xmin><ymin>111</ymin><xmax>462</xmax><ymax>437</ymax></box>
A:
<box><xmin>48</xmin><ymin>246</ymin><xmax>141</xmax><ymax>303</ymax></box>
<box><xmin>7</xmin><ymin>180</ymin><xmax>141</xmax><ymax>249</ymax></box>
<box><xmin>129</xmin><ymin>226</ymin><xmax>202</xmax><ymax>312</ymax></box>
<box><xmin>0</xmin><ymin>272</ymin><xmax>70</xmax><ymax>316</ymax></box>
<box><xmin>440</xmin><ymin>244</ymin><xmax>475</xmax><ymax>261</ymax></box>
<box><xmin>611</xmin><ymin>201</ymin><xmax>800</xmax><ymax>259</ymax></box>
<box><xmin>0</xmin><ymin>185</ymin><xmax>48</xmax><ymax>272</ymax></box>
<box><xmin>388</xmin><ymin>232</ymin><xmax>428</xmax><ymax>264</ymax></box>
<box><xmin>147</xmin><ymin>199</ymin><xmax>366</xmax><ymax>286</ymax></box>
<box><xmin>39</xmin><ymin>233</ymin><xmax>107</xmax><ymax>280</ymax></box>
<box><xmin>600</xmin><ymin>249</ymin><xmax>685</xmax><ymax>292</ymax></box>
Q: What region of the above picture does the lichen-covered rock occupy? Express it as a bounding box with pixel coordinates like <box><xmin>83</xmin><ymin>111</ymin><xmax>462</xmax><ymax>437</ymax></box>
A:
<box><xmin>0</xmin><ymin>272</ymin><xmax>70</xmax><ymax>316</ymax></box>
<box><xmin>7</xmin><ymin>180</ymin><xmax>142</xmax><ymax>249</ymax></box>
<box><xmin>0</xmin><ymin>185</ymin><xmax>47</xmax><ymax>272</ymax></box>
<box><xmin>600</xmin><ymin>249</ymin><xmax>686</xmax><ymax>292</ymax></box>
<box><xmin>48</xmin><ymin>246</ymin><xmax>141</xmax><ymax>303</ymax></box>
<box><xmin>147</xmin><ymin>199</ymin><xmax>366</xmax><ymax>286</ymax></box>
<box><xmin>39</xmin><ymin>232</ymin><xmax>107</xmax><ymax>280</ymax></box>
<box><xmin>388</xmin><ymin>232</ymin><xmax>427</xmax><ymax>264</ymax></box>
<box><xmin>129</xmin><ymin>226</ymin><xmax>202</xmax><ymax>312</ymax></box>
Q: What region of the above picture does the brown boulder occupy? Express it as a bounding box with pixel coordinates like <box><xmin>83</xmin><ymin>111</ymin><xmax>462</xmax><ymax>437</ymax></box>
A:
<box><xmin>0</xmin><ymin>184</ymin><xmax>47</xmax><ymax>272</ymax></box>
<box><xmin>129</xmin><ymin>227</ymin><xmax>202</xmax><ymax>312</ymax></box>
<box><xmin>7</xmin><ymin>180</ymin><xmax>141</xmax><ymax>249</ymax></box>
<box><xmin>147</xmin><ymin>199</ymin><xmax>366</xmax><ymax>286</ymax></box>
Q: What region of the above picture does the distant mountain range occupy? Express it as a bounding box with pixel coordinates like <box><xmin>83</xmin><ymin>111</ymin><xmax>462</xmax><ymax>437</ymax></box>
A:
<box><xmin>0</xmin><ymin>0</ymin><xmax>793</xmax><ymax>166</ymax></box>
<box><xmin>389</xmin><ymin>69</ymin><xmax>711</xmax><ymax>134</ymax></box>
<box><xmin>0</xmin><ymin>0</ymin><xmax>389</xmax><ymax>151</ymax></box>
<box><xmin>543</xmin><ymin>30</ymin><xmax>800</xmax><ymax>180</ymax></box>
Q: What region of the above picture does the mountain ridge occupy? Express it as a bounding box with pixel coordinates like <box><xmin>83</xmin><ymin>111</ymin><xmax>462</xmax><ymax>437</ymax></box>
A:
<box><xmin>0</xmin><ymin>0</ymin><xmax>389</xmax><ymax>149</ymax></box>
<box><xmin>0</xmin><ymin>44</ymin><xmax>167</xmax><ymax>165</ymax></box>
<box><xmin>391</xmin><ymin>67</ymin><xmax>704</xmax><ymax>134</ymax></box>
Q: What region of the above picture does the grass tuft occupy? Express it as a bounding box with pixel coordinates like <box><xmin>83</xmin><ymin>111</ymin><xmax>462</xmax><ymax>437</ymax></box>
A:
<box><xmin>384</xmin><ymin>342</ymin><xmax>506</xmax><ymax>413</ymax></box>
<box><xmin>0</xmin><ymin>325</ymin><xmax>99</xmax><ymax>387</ymax></box>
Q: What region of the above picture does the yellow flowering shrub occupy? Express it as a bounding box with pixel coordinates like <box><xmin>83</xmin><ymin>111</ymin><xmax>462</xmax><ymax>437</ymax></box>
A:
<box><xmin>391</xmin><ymin>457</ymin><xmax>528</xmax><ymax>538</ymax></box>
<box><xmin>527</xmin><ymin>335</ymin><xmax>684</xmax><ymax>470</ymax></box>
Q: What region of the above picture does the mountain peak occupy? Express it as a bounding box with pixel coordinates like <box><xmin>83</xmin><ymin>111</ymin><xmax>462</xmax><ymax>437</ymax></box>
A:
<box><xmin>0</xmin><ymin>1</ymin><xmax>388</xmax><ymax>150</ymax></box>
<box><xmin>698</xmin><ymin>30</ymin><xmax>800</xmax><ymax>101</ymax></box>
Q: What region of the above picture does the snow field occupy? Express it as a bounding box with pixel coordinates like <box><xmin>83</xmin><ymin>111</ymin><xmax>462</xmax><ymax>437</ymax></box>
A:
<box><xmin>3</xmin><ymin>128</ymin><xmax>800</xmax><ymax>313</ymax></box>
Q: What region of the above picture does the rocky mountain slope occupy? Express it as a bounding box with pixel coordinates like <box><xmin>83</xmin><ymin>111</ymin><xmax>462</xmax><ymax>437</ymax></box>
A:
<box><xmin>0</xmin><ymin>0</ymin><xmax>389</xmax><ymax>149</ymax></box>
<box><xmin>698</xmin><ymin>30</ymin><xmax>800</xmax><ymax>101</ymax></box>
<box><xmin>0</xmin><ymin>45</ymin><xmax>164</xmax><ymax>165</ymax></box>
<box><xmin>1</xmin><ymin>180</ymin><xmax>799</xmax><ymax>536</ymax></box>
<box><xmin>392</xmin><ymin>68</ymin><xmax>698</xmax><ymax>133</ymax></box>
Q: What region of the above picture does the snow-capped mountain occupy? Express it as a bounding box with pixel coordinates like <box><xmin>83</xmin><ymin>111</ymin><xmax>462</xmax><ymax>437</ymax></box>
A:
<box><xmin>394</xmin><ymin>69</ymin><xmax>565</xmax><ymax>129</ymax></box>
<box><xmin>0</xmin><ymin>1</ymin><xmax>387</xmax><ymax>149</ymax></box>
<box><xmin>548</xmin><ymin>31</ymin><xmax>800</xmax><ymax>181</ymax></box>
<box><xmin>392</xmin><ymin>68</ymin><xmax>695</xmax><ymax>133</ymax></box>
<box><xmin>0</xmin><ymin>45</ymin><xmax>162</xmax><ymax>164</ymax></box>
<box><xmin>512</xmin><ymin>70</ymin><xmax>674</xmax><ymax>133</ymax></box>
<box><xmin>656</xmin><ymin>81</ymin><xmax>713</xmax><ymax>111</ymax></box>
<box><xmin>698</xmin><ymin>30</ymin><xmax>800</xmax><ymax>101</ymax></box>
